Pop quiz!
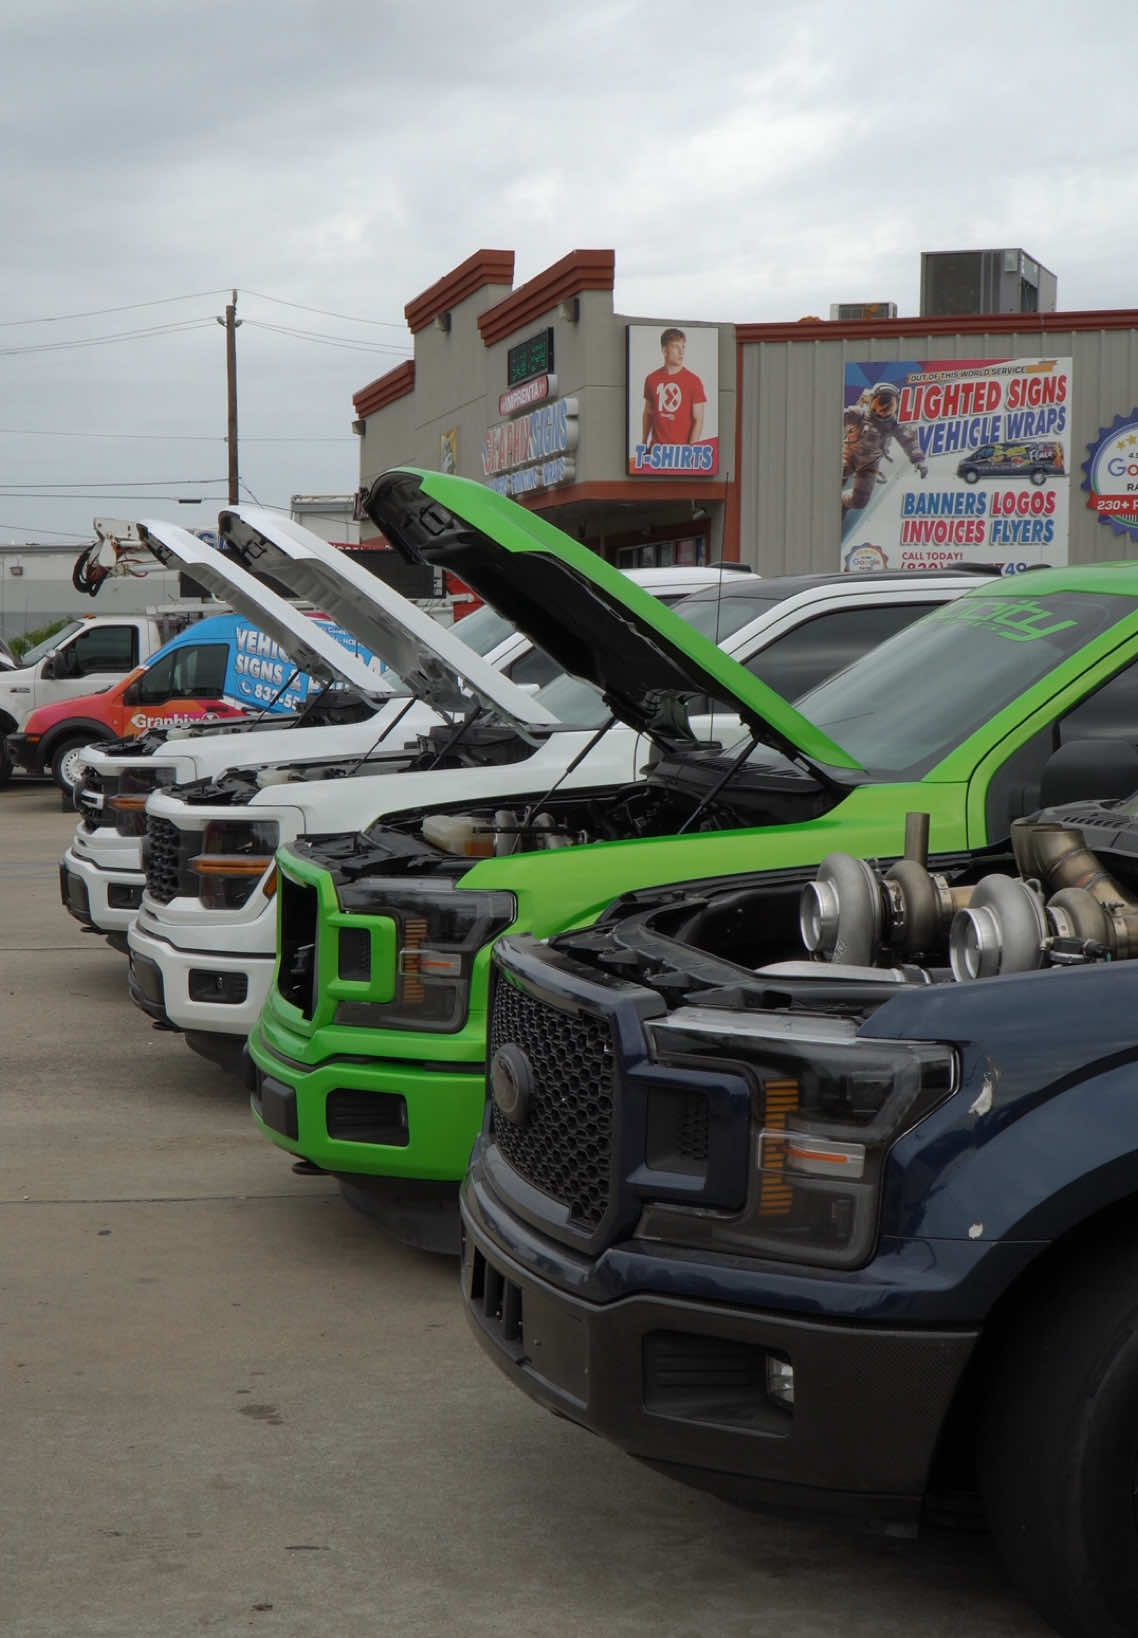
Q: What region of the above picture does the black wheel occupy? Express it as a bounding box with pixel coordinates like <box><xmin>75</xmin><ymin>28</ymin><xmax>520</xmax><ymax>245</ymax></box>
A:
<box><xmin>979</xmin><ymin>1233</ymin><xmax>1138</xmax><ymax>1637</ymax></box>
<box><xmin>49</xmin><ymin>735</ymin><xmax>93</xmax><ymax>806</ymax></box>
<box><xmin>0</xmin><ymin>735</ymin><xmax>12</xmax><ymax>787</ymax></box>
<box><xmin>1030</xmin><ymin>468</ymin><xmax>1047</xmax><ymax>485</ymax></box>
<box><xmin>961</xmin><ymin>466</ymin><xmax>979</xmax><ymax>483</ymax></box>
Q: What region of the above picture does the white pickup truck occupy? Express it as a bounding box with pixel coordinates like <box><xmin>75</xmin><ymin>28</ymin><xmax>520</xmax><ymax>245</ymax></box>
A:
<box><xmin>62</xmin><ymin>508</ymin><xmax>721</xmax><ymax>951</ymax></box>
<box><xmin>0</xmin><ymin>603</ymin><xmax>217</xmax><ymax>785</ymax></box>
<box><xmin>123</xmin><ymin>510</ymin><xmax>987</xmax><ymax>1075</ymax></box>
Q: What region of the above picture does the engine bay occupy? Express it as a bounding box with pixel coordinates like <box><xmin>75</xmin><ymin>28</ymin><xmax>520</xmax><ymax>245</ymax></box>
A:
<box><xmin>547</xmin><ymin>796</ymin><xmax>1138</xmax><ymax>1017</ymax></box>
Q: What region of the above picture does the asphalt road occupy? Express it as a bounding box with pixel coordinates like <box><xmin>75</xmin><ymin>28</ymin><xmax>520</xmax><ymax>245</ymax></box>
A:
<box><xmin>1</xmin><ymin>781</ymin><xmax>1053</xmax><ymax>1638</ymax></box>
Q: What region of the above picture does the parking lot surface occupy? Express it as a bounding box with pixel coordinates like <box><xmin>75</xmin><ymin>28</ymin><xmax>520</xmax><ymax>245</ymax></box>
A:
<box><xmin>1</xmin><ymin>781</ymin><xmax>1052</xmax><ymax>1637</ymax></box>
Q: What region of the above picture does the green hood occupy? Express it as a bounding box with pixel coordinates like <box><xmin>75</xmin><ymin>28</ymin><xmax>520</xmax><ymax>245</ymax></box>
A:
<box><xmin>362</xmin><ymin>468</ymin><xmax>862</xmax><ymax>773</ymax></box>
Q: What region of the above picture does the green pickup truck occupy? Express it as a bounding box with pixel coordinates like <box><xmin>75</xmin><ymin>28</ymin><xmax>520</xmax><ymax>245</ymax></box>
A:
<box><xmin>247</xmin><ymin>468</ymin><xmax>1138</xmax><ymax>1248</ymax></box>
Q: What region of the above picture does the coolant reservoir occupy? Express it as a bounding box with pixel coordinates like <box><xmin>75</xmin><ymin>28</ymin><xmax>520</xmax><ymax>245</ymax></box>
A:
<box><xmin>421</xmin><ymin>813</ymin><xmax>496</xmax><ymax>858</ymax></box>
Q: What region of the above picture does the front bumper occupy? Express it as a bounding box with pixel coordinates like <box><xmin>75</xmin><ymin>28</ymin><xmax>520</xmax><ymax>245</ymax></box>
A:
<box><xmin>60</xmin><ymin>843</ymin><xmax>144</xmax><ymax>935</ymax></box>
<box><xmin>8</xmin><ymin>733</ymin><xmax>45</xmax><ymax>777</ymax></box>
<box><xmin>459</xmin><ymin>1170</ymin><xmax>978</xmax><ymax>1523</ymax></box>
<box><xmin>247</xmin><ymin>1018</ymin><xmax>487</xmax><ymax>1182</ymax></box>
<box><xmin>127</xmin><ymin>912</ymin><xmax>273</xmax><ymax>1035</ymax></box>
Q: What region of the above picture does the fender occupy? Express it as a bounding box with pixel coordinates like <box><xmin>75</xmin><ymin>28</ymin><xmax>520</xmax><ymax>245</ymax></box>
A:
<box><xmin>38</xmin><ymin>717</ymin><xmax>115</xmax><ymax>768</ymax></box>
<box><xmin>876</xmin><ymin>960</ymin><xmax>1138</xmax><ymax>1255</ymax></box>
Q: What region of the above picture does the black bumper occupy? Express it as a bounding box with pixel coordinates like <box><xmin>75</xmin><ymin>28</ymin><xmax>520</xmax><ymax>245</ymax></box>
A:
<box><xmin>59</xmin><ymin>860</ymin><xmax>94</xmax><ymax>928</ymax></box>
<box><xmin>460</xmin><ymin>1184</ymin><xmax>978</xmax><ymax>1525</ymax></box>
<box><xmin>9</xmin><ymin>734</ymin><xmax>45</xmax><ymax>777</ymax></box>
<box><xmin>128</xmin><ymin>949</ymin><xmax>174</xmax><ymax>1026</ymax></box>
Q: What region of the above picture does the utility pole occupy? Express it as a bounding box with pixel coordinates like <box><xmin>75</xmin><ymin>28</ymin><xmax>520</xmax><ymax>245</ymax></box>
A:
<box><xmin>216</xmin><ymin>290</ymin><xmax>241</xmax><ymax>505</ymax></box>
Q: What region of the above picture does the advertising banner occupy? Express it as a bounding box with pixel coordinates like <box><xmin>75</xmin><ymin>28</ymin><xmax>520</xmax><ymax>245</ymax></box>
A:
<box><xmin>225</xmin><ymin>616</ymin><xmax>378</xmax><ymax>714</ymax></box>
<box><xmin>627</xmin><ymin>324</ymin><xmax>719</xmax><ymax>477</ymax></box>
<box><xmin>1082</xmin><ymin>412</ymin><xmax>1138</xmax><ymax>539</ymax></box>
<box><xmin>841</xmin><ymin>357</ymin><xmax>1072</xmax><ymax>574</ymax></box>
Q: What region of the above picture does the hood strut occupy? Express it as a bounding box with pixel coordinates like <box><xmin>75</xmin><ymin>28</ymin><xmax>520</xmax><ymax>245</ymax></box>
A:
<box><xmin>676</xmin><ymin>732</ymin><xmax>761</xmax><ymax>834</ymax></box>
<box><xmin>320</xmin><ymin>692</ymin><xmax>430</xmax><ymax>783</ymax></box>
<box><xmin>519</xmin><ymin>714</ymin><xmax>619</xmax><ymax>831</ymax></box>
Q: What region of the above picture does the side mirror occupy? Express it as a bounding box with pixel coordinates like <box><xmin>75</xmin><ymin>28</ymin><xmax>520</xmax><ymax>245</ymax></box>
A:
<box><xmin>40</xmin><ymin>655</ymin><xmax>58</xmax><ymax>680</ymax></box>
<box><xmin>121</xmin><ymin>679</ymin><xmax>140</xmax><ymax>707</ymax></box>
<box><xmin>1039</xmin><ymin>739</ymin><xmax>1138</xmax><ymax>808</ymax></box>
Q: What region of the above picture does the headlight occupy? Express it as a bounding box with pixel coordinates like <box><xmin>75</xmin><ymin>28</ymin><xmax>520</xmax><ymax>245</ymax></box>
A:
<box><xmin>108</xmin><ymin>767</ymin><xmax>177</xmax><ymax>837</ymax></box>
<box><xmin>327</xmin><ymin>879</ymin><xmax>516</xmax><ymax>1034</ymax></box>
<box><xmin>645</xmin><ymin>1009</ymin><xmax>957</xmax><ymax>1269</ymax></box>
<box><xmin>189</xmin><ymin>818</ymin><xmax>280</xmax><ymax>910</ymax></box>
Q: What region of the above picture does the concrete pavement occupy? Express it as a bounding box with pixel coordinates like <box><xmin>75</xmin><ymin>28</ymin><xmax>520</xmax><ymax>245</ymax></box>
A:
<box><xmin>0</xmin><ymin>783</ymin><xmax>1052</xmax><ymax>1637</ymax></box>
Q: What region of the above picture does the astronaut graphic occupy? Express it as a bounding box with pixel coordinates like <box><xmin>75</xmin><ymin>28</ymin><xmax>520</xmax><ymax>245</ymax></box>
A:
<box><xmin>841</xmin><ymin>380</ymin><xmax>928</xmax><ymax>525</ymax></box>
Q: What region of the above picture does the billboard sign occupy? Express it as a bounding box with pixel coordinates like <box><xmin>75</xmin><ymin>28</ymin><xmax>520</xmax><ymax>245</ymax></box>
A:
<box><xmin>627</xmin><ymin>324</ymin><xmax>718</xmax><ymax>476</ymax></box>
<box><xmin>841</xmin><ymin>357</ymin><xmax>1072</xmax><ymax>573</ymax></box>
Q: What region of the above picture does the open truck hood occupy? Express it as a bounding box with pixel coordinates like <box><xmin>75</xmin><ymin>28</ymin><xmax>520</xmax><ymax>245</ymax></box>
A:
<box><xmin>216</xmin><ymin>506</ymin><xmax>557</xmax><ymax>742</ymax></box>
<box><xmin>135</xmin><ymin>519</ymin><xmax>386</xmax><ymax>700</ymax></box>
<box><xmin>362</xmin><ymin>468</ymin><xmax>861</xmax><ymax>773</ymax></box>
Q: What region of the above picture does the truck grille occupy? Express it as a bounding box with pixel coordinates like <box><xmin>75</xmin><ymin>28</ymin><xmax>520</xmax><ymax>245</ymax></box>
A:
<box><xmin>77</xmin><ymin>771</ymin><xmax>115</xmax><ymax>833</ymax></box>
<box><xmin>488</xmin><ymin>973</ymin><xmax>616</xmax><ymax>1230</ymax></box>
<box><xmin>144</xmin><ymin>816</ymin><xmax>198</xmax><ymax>903</ymax></box>
<box><xmin>277</xmin><ymin>873</ymin><xmax>319</xmax><ymax>1019</ymax></box>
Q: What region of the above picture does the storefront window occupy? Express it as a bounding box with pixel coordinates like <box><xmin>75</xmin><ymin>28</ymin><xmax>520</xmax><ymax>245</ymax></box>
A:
<box><xmin>617</xmin><ymin>536</ymin><xmax>705</xmax><ymax>570</ymax></box>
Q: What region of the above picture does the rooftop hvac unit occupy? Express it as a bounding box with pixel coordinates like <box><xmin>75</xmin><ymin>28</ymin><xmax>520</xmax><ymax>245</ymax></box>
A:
<box><xmin>829</xmin><ymin>302</ymin><xmax>899</xmax><ymax>321</ymax></box>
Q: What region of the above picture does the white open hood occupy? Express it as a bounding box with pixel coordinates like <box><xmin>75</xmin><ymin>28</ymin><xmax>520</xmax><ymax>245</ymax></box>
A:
<box><xmin>217</xmin><ymin>505</ymin><xmax>557</xmax><ymax>739</ymax></box>
<box><xmin>135</xmin><ymin>520</ymin><xmax>387</xmax><ymax>700</ymax></box>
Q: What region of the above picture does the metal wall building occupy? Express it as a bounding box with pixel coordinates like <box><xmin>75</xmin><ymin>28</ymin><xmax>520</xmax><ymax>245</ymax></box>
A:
<box><xmin>736</xmin><ymin>309</ymin><xmax>1138</xmax><ymax>576</ymax></box>
<box><xmin>352</xmin><ymin>250</ymin><xmax>1138</xmax><ymax>580</ymax></box>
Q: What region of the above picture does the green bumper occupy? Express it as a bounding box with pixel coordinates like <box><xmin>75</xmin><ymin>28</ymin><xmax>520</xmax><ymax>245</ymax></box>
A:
<box><xmin>247</xmin><ymin>1011</ymin><xmax>488</xmax><ymax>1181</ymax></box>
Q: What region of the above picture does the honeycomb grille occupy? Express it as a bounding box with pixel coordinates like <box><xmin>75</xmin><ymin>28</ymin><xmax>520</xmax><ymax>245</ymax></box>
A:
<box><xmin>144</xmin><ymin>815</ymin><xmax>197</xmax><ymax>904</ymax></box>
<box><xmin>489</xmin><ymin>973</ymin><xmax>615</xmax><ymax>1230</ymax></box>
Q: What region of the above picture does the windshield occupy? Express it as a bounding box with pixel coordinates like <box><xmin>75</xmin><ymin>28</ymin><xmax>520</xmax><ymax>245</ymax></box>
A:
<box><xmin>673</xmin><ymin>590</ymin><xmax>783</xmax><ymax>644</ymax></box>
<box><xmin>788</xmin><ymin>589</ymin><xmax>1135</xmax><ymax>779</ymax></box>
<box><xmin>19</xmin><ymin>620</ymin><xmax>83</xmax><ymax>667</ymax></box>
<box><xmin>447</xmin><ymin>603</ymin><xmax>515</xmax><ymax>656</ymax></box>
<box><xmin>533</xmin><ymin>588</ymin><xmax>781</xmax><ymax>728</ymax></box>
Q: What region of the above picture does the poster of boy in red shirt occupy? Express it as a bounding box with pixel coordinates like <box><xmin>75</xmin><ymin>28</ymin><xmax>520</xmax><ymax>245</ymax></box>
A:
<box><xmin>627</xmin><ymin>323</ymin><xmax>719</xmax><ymax>476</ymax></box>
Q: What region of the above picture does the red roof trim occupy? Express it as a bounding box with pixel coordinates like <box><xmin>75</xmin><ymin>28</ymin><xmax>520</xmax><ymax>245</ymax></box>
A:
<box><xmin>478</xmin><ymin>250</ymin><xmax>616</xmax><ymax>347</ymax></box>
<box><xmin>737</xmin><ymin>308</ymin><xmax>1138</xmax><ymax>344</ymax></box>
<box><xmin>352</xmin><ymin>361</ymin><xmax>415</xmax><ymax>418</ymax></box>
<box><xmin>404</xmin><ymin>250</ymin><xmax>515</xmax><ymax>335</ymax></box>
<box><xmin>518</xmin><ymin>477</ymin><xmax>730</xmax><ymax>511</ymax></box>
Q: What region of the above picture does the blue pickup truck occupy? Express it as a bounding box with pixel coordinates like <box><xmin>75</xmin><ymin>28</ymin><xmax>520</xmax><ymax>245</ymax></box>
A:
<box><xmin>461</xmin><ymin>776</ymin><xmax>1138</xmax><ymax>1638</ymax></box>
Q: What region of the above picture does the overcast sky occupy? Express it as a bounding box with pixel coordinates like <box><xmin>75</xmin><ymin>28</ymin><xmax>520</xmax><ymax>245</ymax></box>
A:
<box><xmin>1</xmin><ymin>0</ymin><xmax>1129</xmax><ymax>550</ymax></box>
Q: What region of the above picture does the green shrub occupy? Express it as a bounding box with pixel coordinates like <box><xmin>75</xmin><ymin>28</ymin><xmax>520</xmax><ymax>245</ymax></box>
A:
<box><xmin>11</xmin><ymin>619</ymin><xmax>71</xmax><ymax>662</ymax></box>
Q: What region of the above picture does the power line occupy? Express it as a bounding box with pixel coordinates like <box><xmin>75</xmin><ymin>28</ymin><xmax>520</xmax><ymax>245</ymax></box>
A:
<box><xmin>0</xmin><ymin>288</ymin><xmax>409</xmax><ymax>333</ymax></box>
<box><xmin>0</xmin><ymin>521</ymin><xmax>99</xmax><ymax>540</ymax></box>
<box><xmin>0</xmin><ymin>478</ymin><xmax>228</xmax><ymax>490</ymax></box>
<box><xmin>0</xmin><ymin>493</ymin><xmax>226</xmax><ymax>502</ymax></box>
<box><xmin>241</xmin><ymin>290</ymin><xmax>407</xmax><ymax>328</ymax></box>
<box><xmin>0</xmin><ymin>318</ymin><xmax>216</xmax><ymax>357</ymax></box>
<box><xmin>0</xmin><ymin>291</ymin><xmax>231</xmax><ymax>328</ymax></box>
<box><xmin>242</xmin><ymin>318</ymin><xmax>411</xmax><ymax>355</ymax></box>
<box><xmin>0</xmin><ymin>428</ymin><xmax>354</xmax><ymax>442</ymax></box>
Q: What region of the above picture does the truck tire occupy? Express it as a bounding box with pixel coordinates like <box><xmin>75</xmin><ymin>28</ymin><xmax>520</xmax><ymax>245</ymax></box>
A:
<box><xmin>50</xmin><ymin>735</ymin><xmax>95</xmax><ymax>807</ymax></box>
<box><xmin>978</xmin><ymin>1233</ymin><xmax>1138</xmax><ymax>1637</ymax></box>
<box><xmin>0</xmin><ymin>735</ymin><xmax>11</xmax><ymax>787</ymax></box>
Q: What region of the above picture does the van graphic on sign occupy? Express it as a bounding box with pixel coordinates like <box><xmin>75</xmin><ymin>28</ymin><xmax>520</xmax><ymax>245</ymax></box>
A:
<box><xmin>957</xmin><ymin>441</ymin><xmax>1065</xmax><ymax>485</ymax></box>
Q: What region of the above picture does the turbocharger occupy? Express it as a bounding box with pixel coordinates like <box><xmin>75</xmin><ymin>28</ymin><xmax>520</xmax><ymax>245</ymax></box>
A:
<box><xmin>800</xmin><ymin>813</ymin><xmax>973</xmax><ymax>967</ymax></box>
<box><xmin>801</xmin><ymin>813</ymin><xmax>1138</xmax><ymax>981</ymax></box>
<box><xmin>952</xmin><ymin>820</ymin><xmax>1138</xmax><ymax>978</ymax></box>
